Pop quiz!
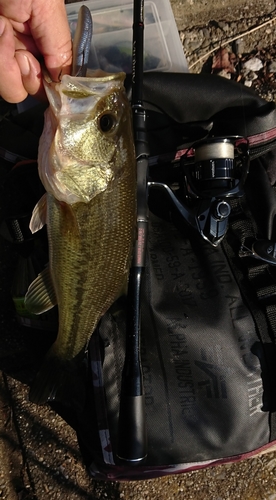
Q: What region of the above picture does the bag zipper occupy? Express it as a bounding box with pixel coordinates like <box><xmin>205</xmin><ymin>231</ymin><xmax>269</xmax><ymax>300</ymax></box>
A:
<box><xmin>149</xmin><ymin>127</ymin><xmax>276</xmax><ymax>167</ymax></box>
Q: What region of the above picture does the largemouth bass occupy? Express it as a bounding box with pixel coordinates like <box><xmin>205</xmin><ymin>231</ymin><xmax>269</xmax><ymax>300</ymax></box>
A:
<box><xmin>25</xmin><ymin>70</ymin><xmax>136</xmax><ymax>405</ymax></box>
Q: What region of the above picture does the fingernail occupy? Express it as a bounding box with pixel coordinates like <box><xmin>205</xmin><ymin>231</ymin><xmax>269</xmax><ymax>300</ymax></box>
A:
<box><xmin>15</xmin><ymin>52</ymin><xmax>31</xmax><ymax>76</ymax></box>
<box><xmin>0</xmin><ymin>17</ymin><xmax>5</xmax><ymax>36</ymax></box>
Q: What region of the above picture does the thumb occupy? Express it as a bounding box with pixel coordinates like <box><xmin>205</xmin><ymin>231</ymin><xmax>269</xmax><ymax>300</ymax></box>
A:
<box><xmin>30</xmin><ymin>0</ymin><xmax>72</xmax><ymax>81</ymax></box>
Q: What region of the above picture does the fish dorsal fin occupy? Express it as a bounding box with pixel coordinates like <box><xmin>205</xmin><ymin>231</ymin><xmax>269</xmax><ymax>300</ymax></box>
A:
<box><xmin>30</xmin><ymin>193</ymin><xmax>47</xmax><ymax>234</ymax></box>
<box><xmin>25</xmin><ymin>266</ymin><xmax>57</xmax><ymax>314</ymax></box>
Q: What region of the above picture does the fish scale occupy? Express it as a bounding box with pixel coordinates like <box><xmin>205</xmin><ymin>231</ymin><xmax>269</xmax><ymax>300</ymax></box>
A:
<box><xmin>47</xmin><ymin>177</ymin><xmax>135</xmax><ymax>361</ymax></box>
<box><xmin>25</xmin><ymin>71</ymin><xmax>136</xmax><ymax>405</ymax></box>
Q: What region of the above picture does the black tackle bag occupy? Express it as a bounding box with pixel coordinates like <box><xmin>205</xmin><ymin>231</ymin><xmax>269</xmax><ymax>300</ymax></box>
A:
<box><xmin>76</xmin><ymin>73</ymin><xmax>276</xmax><ymax>480</ymax></box>
<box><xmin>2</xmin><ymin>73</ymin><xmax>276</xmax><ymax>481</ymax></box>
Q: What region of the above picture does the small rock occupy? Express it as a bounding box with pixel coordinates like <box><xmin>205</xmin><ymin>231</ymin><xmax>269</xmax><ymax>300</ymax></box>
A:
<box><xmin>235</xmin><ymin>38</ymin><xmax>245</xmax><ymax>55</ymax></box>
<box><xmin>216</xmin><ymin>471</ymin><xmax>226</xmax><ymax>479</ymax></box>
<box><xmin>189</xmin><ymin>40</ymin><xmax>202</xmax><ymax>51</ymax></box>
<box><xmin>268</xmin><ymin>61</ymin><xmax>276</xmax><ymax>73</ymax></box>
<box><xmin>247</xmin><ymin>70</ymin><xmax>258</xmax><ymax>81</ymax></box>
<box><xmin>217</xmin><ymin>69</ymin><xmax>231</xmax><ymax>79</ymax></box>
<box><xmin>202</xmin><ymin>27</ymin><xmax>210</xmax><ymax>39</ymax></box>
<box><xmin>266</xmin><ymin>458</ymin><xmax>276</xmax><ymax>471</ymax></box>
<box><xmin>243</xmin><ymin>57</ymin><xmax>263</xmax><ymax>72</ymax></box>
<box><xmin>185</xmin><ymin>480</ymin><xmax>194</xmax><ymax>487</ymax></box>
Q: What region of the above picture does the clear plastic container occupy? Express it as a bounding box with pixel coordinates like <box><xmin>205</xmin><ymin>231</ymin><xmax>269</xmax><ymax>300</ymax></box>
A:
<box><xmin>66</xmin><ymin>0</ymin><xmax>188</xmax><ymax>73</ymax></box>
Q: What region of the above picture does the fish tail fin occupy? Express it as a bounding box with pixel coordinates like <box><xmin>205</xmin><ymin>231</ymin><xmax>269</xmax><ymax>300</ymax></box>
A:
<box><xmin>29</xmin><ymin>353</ymin><xmax>86</xmax><ymax>407</ymax></box>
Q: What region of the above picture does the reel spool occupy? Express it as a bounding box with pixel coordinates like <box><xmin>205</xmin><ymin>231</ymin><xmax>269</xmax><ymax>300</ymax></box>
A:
<box><xmin>192</xmin><ymin>138</ymin><xmax>236</xmax><ymax>196</ymax></box>
<box><xmin>185</xmin><ymin>137</ymin><xmax>248</xmax><ymax>199</ymax></box>
<box><xmin>149</xmin><ymin>136</ymin><xmax>249</xmax><ymax>246</ymax></box>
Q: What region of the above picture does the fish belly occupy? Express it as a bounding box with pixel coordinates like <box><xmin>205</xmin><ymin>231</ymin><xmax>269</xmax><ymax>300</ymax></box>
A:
<box><xmin>49</xmin><ymin>176</ymin><xmax>135</xmax><ymax>360</ymax></box>
<box><xmin>29</xmin><ymin>174</ymin><xmax>135</xmax><ymax>404</ymax></box>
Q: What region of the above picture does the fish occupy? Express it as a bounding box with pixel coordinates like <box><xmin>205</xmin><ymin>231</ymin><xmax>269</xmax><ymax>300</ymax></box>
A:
<box><xmin>25</xmin><ymin>70</ymin><xmax>136</xmax><ymax>405</ymax></box>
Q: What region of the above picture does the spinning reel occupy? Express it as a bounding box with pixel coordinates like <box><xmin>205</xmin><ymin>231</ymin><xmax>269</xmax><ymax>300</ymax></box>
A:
<box><xmin>149</xmin><ymin>136</ymin><xmax>250</xmax><ymax>246</ymax></box>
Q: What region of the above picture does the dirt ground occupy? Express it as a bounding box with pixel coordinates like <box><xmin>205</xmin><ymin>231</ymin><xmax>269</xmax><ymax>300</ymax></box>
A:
<box><xmin>1</xmin><ymin>1</ymin><xmax>276</xmax><ymax>499</ymax></box>
<box><xmin>171</xmin><ymin>0</ymin><xmax>275</xmax><ymax>28</ymax></box>
<box><xmin>173</xmin><ymin>0</ymin><xmax>276</xmax><ymax>100</ymax></box>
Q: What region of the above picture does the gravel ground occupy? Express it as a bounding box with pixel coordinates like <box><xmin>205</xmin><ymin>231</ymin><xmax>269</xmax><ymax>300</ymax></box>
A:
<box><xmin>175</xmin><ymin>0</ymin><xmax>276</xmax><ymax>100</ymax></box>
<box><xmin>1</xmin><ymin>1</ymin><xmax>276</xmax><ymax>499</ymax></box>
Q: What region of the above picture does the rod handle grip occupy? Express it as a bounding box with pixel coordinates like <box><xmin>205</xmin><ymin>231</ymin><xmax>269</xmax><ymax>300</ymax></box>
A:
<box><xmin>117</xmin><ymin>394</ymin><xmax>147</xmax><ymax>464</ymax></box>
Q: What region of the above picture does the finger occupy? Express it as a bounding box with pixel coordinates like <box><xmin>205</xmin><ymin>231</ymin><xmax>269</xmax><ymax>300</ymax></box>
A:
<box><xmin>30</xmin><ymin>0</ymin><xmax>72</xmax><ymax>81</ymax></box>
<box><xmin>0</xmin><ymin>16</ymin><xmax>28</xmax><ymax>102</ymax></box>
<box><xmin>15</xmin><ymin>50</ymin><xmax>46</xmax><ymax>100</ymax></box>
<box><xmin>14</xmin><ymin>30</ymin><xmax>41</xmax><ymax>59</ymax></box>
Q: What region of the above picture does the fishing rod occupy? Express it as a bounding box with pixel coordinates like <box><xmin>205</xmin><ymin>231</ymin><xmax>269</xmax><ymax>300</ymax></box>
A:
<box><xmin>72</xmin><ymin>3</ymin><xmax>147</xmax><ymax>463</ymax></box>
<box><xmin>117</xmin><ymin>0</ymin><xmax>149</xmax><ymax>463</ymax></box>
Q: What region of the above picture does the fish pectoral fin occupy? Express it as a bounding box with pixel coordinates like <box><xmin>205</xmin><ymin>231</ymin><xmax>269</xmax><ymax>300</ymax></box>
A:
<box><xmin>25</xmin><ymin>266</ymin><xmax>57</xmax><ymax>314</ymax></box>
<box><xmin>30</xmin><ymin>193</ymin><xmax>47</xmax><ymax>234</ymax></box>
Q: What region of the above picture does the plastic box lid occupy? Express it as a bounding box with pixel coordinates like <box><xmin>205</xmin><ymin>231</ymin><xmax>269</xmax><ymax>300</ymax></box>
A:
<box><xmin>66</xmin><ymin>0</ymin><xmax>188</xmax><ymax>73</ymax></box>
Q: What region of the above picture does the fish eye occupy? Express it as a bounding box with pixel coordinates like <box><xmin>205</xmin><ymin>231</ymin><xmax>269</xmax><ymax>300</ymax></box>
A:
<box><xmin>99</xmin><ymin>113</ymin><xmax>117</xmax><ymax>133</ymax></box>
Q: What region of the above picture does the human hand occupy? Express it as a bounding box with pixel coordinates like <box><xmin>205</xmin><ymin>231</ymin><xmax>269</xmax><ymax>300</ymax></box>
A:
<box><xmin>0</xmin><ymin>0</ymin><xmax>72</xmax><ymax>103</ymax></box>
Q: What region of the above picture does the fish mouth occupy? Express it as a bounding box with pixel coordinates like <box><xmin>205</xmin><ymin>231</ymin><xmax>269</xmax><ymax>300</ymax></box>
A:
<box><xmin>39</xmin><ymin>70</ymin><xmax>132</xmax><ymax>205</ymax></box>
<box><xmin>44</xmin><ymin>71</ymin><xmax>127</xmax><ymax>114</ymax></box>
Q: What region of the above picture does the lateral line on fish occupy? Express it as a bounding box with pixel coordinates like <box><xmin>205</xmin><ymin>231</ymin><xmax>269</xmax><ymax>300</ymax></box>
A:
<box><xmin>29</xmin><ymin>5</ymin><xmax>137</xmax><ymax>405</ymax></box>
